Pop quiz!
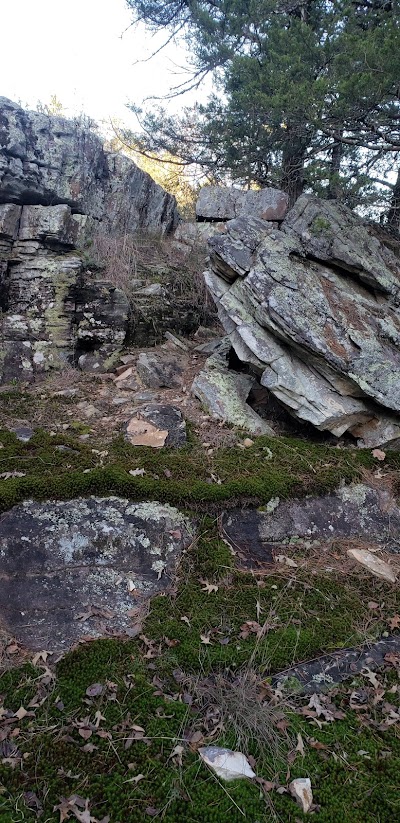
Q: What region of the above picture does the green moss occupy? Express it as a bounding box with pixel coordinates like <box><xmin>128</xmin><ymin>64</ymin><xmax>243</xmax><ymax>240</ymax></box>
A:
<box><xmin>0</xmin><ymin>428</ymin><xmax>398</xmax><ymax>513</ymax></box>
<box><xmin>0</xmin><ymin>423</ymin><xmax>399</xmax><ymax>821</ymax></box>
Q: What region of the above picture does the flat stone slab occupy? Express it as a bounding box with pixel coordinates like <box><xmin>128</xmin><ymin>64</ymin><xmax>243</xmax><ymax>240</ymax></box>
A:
<box><xmin>273</xmin><ymin>635</ymin><xmax>400</xmax><ymax>694</ymax></box>
<box><xmin>0</xmin><ymin>497</ymin><xmax>194</xmax><ymax>651</ymax></box>
<box><xmin>222</xmin><ymin>484</ymin><xmax>400</xmax><ymax>568</ymax></box>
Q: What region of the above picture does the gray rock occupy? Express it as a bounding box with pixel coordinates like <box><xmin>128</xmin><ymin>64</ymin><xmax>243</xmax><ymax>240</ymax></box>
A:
<box><xmin>0</xmin><ymin>203</ymin><xmax>21</xmax><ymax>240</ymax></box>
<box><xmin>222</xmin><ymin>483</ymin><xmax>400</xmax><ymax>569</ymax></box>
<box><xmin>9</xmin><ymin>426</ymin><xmax>34</xmax><ymax>443</ymax></box>
<box><xmin>0</xmin><ymin>202</ymin><xmax>129</xmax><ymax>382</ymax></box>
<box><xmin>191</xmin><ymin>354</ymin><xmax>275</xmax><ymax>436</ymax></box>
<box><xmin>0</xmin><ymin>97</ymin><xmax>178</xmax><ymax>235</ymax></box>
<box><xmin>273</xmin><ymin>635</ymin><xmax>400</xmax><ymax>694</ymax></box>
<box><xmin>18</xmin><ymin>204</ymin><xmax>88</xmax><ymax>247</ymax></box>
<box><xmin>136</xmin><ymin>351</ymin><xmax>183</xmax><ymax>389</ymax></box>
<box><xmin>0</xmin><ymin>497</ymin><xmax>193</xmax><ymax>650</ymax></box>
<box><xmin>204</xmin><ymin>201</ymin><xmax>400</xmax><ymax>446</ymax></box>
<box><xmin>283</xmin><ymin>194</ymin><xmax>400</xmax><ymax>299</ymax></box>
<box><xmin>125</xmin><ymin>404</ymin><xmax>187</xmax><ymax>447</ymax></box>
<box><xmin>196</xmin><ymin>186</ymin><xmax>289</xmax><ymax>222</ymax></box>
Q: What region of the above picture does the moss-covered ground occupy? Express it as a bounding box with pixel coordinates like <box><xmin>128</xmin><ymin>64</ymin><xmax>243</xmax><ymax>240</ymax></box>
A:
<box><xmin>0</xmin><ymin>411</ymin><xmax>399</xmax><ymax>822</ymax></box>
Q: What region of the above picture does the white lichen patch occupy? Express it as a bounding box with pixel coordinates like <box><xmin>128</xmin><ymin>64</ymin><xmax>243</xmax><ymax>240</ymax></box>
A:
<box><xmin>338</xmin><ymin>483</ymin><xmax>367</xmax><ymax>505</ymax></box>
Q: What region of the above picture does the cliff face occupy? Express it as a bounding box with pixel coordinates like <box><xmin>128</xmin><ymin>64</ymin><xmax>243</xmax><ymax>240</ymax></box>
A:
<box><xmin>0</xmin><ymin>97</ymin><xmax>179</xmax><ymax>234</ymax></box>
<box><xmin>0</xmin><ymin>98</ymin><xmax>181</xmax><ymax>383</ymax></box>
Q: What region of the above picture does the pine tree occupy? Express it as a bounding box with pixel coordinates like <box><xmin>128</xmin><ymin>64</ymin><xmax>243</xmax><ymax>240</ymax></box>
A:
<box><xmin>126</xmin><ymin>0</ymin><xmax>400</xmax><ymax>222</ymax></box>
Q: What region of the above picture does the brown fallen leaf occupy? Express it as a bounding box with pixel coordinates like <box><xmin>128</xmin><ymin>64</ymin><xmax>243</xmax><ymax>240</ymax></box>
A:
<box><xmin>295</xmin><ymin>733</ymin><xmax>305</xmax><ymax>757</ymax></box>
<box><xmin>372</xmin><ymin>448</ymin><xmax>386</xmax><ymax>461</ymax></box>
<box><xmin>14</xmin><ymin>707</ymin><xmax>29</xmax><ymax>721</ymax></box>
<box><xmin>78</xmin><ymin>728</ymin><xmax>92</xmax><ymax>741</ymax></box>
<box><xmin>388</xmin><ymin>614</ymin><xmax>400</xmax><ymax>630</ymax></box>
<box><xmin>124</xmin><ymin>773</ymin><xmax>145</xmax><ymax>784</ymax></box>
<box><xmin>308</xmin><ymin>738</ymin><xmax>328</xmax><ymax>750</ymax></box>
<box><xmin>170</xmin><ymin>744</ymin><xmax>184</xmax><ymax>766</ymax></box>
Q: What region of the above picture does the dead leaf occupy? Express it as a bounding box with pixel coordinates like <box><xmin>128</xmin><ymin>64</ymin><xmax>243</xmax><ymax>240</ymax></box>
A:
<box><xmin>170</xmin><ymin>744</ymin><xmax>184</xmax><ymax>766</ymax></box>
<box><xmin>78</xmin><ymin>728</ymin><xmax>92</xmax><ymax>741</ymax></box>
<box><xmin>85</xmin><ymin>683</ymin><xmax>103</xmax><ymax>698</ymax></box>
<box><xmin>388</xmin><ymin>614</ymin><xmax>400</xmax><ymax>630</ymax></box>
<box><xmin>362</xmin><ymin>667</ymin><xmax>381</xmax><ymax>689</ymax></box>
<box><xmin>32</xmin><ymin>650</ymin><xmax>50</xmax><ymax>666</ymax></box>
<box><xmin>180</xmin><ymin>616</ymin><xmax>191</xmax><ymax>627</ymax></box>
<box><xmin>189</xmin><ymin>730</ymin><xmax>204</xmax><ymax>750</ymax></box>
<box><xmin>295</xmin><ymin>733</ymin><xmax>305</xmax><ymax>757</ymax></box>
<box><xmin>14</xmin><ymin>707</ymin><xmax>28</xmax><ymax>721</ymax></box>
<box><xmin>275</xmin><ymin>554</ymin><xmax>298</xmax><ymax>568</ymax></box>
<box><xmin>199</xmin><ymin>578</ymin><xmax>219</xmax><ymax>594</ymax></box>
<box><xmin>200</xmin><ymin>633</ymin><xmax>212</xmax><ymax>645</ymax></box>
<box><xmin>372</xmin><ymin>449</ymin><xmax>386</xmax><ymax>461</ymax></box>
<box><xmin>82</xmin><ymin>742</ymin><xmax>98</xmax><ymax>753</ymax></box>
<box><xmin>124</xmin><ymin>773</ymin><xmax>145</xmax><ymax>784</ymax></box>
<box><xmin>308</xmin><ymin>738</ymin><xmax>328</xmax><ymax>750</ymax></box>
<box><xmin>129</xmin><ymin>468</ymin><xmax>146</xmax><ymax>476</ymax></box>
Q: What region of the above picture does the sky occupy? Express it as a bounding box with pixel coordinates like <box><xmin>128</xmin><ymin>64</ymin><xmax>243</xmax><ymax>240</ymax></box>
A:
<box><xmin>0</xmin><ymin>0</ymin><xmax>209</xmax><ymax>129</ymax></box>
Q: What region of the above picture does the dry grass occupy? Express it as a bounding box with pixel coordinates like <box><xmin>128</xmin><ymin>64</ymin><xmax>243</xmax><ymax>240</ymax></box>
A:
<box><xmin>87</xmin><ymin>230</ymin><xmax>214</xmax><ymax>319</ymax></box>
<box><xmin>192</xmin><ymin>668</ymin><xmax>293</xmax><ymax>765</ymax></box>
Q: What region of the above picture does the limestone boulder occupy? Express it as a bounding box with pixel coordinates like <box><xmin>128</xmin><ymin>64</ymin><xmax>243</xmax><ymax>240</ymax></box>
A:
<box><xmin>196</xmin><ymin>185</ymin><xmax>289</xmax><ymax>223</ymax></box>
<box><xmin>204</xmin><ymin>196</ymin><xmax>400</xmax><ymax>447</ymax></box>
<box><xmin>192</xmin><ymin>353</ymin><xmax>275</xmax><ymax>436</ymax></box>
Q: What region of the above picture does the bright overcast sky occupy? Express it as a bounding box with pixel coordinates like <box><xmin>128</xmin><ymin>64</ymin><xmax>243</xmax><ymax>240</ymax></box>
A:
<box><xmin>0</xmin><ymin>0</ymin><xmax>209</xmax><ymax>128</ymax></box>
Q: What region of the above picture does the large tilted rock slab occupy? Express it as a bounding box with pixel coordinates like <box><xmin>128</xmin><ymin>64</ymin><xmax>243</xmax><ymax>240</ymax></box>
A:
<box><xmin>196</xmin><ymin>185</ymin><xmax>289</xmax><ymax>223</ymax></box>
<box><xmin>0</xmin><ymin>497</ymin><xmax>194</xmax><ymax>651</ymax></box>
<box><xmin>283</xmin><ymin>195</ymin><xmax>400</xmax><ymax>300</ymax></box>
<box><xmin>205</xmin><ymin>197</ymin><xmax>400</xmax><ymax>446</ymax></box>
<box><xmin>0</xmin><ymin>97</ymin><xmax>178</xmax><ymax>234</ymax></box>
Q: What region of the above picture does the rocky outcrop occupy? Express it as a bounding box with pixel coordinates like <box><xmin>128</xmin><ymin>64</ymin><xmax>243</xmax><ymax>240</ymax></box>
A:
<box><xmin>0</xmin><ymin>98</ymin><xmax>184</xmax><ymax>382</ymax></box>
<box><xmin>196</xmin><ymin>185</ymin><xmax>289</xmax><ymax>223</ymax></box>
<box><xmin>0</xmin><ymin>97</ymin><xmax>179</xmax><ymax>235</ymax></box>
<box><xmin>0</xmin><ymin>202</ymin><xmax>129</xmax><ymax>381</ymax></box>
<box><xmin>204</xmin><ymin>194</ymin><xmax>400</xmax><ymax>447</ymax></box>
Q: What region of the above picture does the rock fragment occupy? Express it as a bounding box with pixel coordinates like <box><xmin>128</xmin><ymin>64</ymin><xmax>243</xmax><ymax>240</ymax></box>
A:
<box><xmin>289</xmin><ymin>777</ymin><xmax>313</xmax><ymax>813</ymax></box>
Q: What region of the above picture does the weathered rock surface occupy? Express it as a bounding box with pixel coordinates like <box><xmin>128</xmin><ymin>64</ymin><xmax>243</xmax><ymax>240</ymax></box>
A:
<box><xmin>222</xmin><ymin>484</ymin><xmax>400</xmax><ymax>569</ymax></box>
<box><xmin>0</xmin><ymin>97</ymin><xmax>178</xmax><ymax>235</ymax></box>
<box><xmin>0</xmin><ymin>497</ymin><xmax>193</xmax><ymax>651</ymax></box>
<box><xmin>196</xmin><ymin>185</ymin><xmax>289</xmax><ymax>223</ymax></box>
<box><xmin>136</xmin><ymin>351</ymin><xmax>183</xmax><ymax>389</ymax></box>
<box><xmin>0</xmin><ymin>203</ymin><xmax>129</xmax><ymax>381</ymax></box>
<box><xmin>273</xmin><ymin>634</ymin><xmax>400</xmax><ymax>694</ymax></box>
<box><xmin>205</xmin><ymin>195</ymin><xmax>400</xmax><ymax>446</ymax></box>
<box><xmin>125</xmin><ymin>404</ymin><xmax>187</xmax><ymax>447</ymax></box>
<box><xmin>192</xmin><ymin>352</ymin><xmax>275</xmax><ymax>435</ymax></box>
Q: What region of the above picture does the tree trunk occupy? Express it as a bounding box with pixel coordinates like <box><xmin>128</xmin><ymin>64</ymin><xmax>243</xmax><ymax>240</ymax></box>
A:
<box><xmin>386</xmin><ymin>167</ymin><xmax>400</xmax><ymax>234</ymax></box>
<box><xmin>281</xmin><ymin>134</ymin><xmax>307</xmax><ymax>207</ymax></box>
<box><xmin>327</xmin><ymin>132</ymin><xmax>343</xmax><ymax>200</ymax></box>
